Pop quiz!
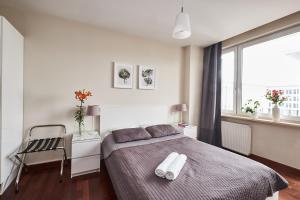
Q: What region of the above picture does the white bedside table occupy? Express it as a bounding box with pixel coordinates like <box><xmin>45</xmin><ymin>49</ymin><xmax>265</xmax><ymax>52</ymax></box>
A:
<box><xmin>71</xmin><ymin>131</ymin><xmax>101</xmax><ymax>178</ymax></box>
<box><xmin>178</xmin><ymin>125</ymin><xmax>198</xmax><ymax>139</ymax></box>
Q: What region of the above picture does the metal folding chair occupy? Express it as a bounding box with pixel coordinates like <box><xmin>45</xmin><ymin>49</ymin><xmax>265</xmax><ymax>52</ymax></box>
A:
<box><xmin>14</xmin><ymin>124</ymin><xmax>67</xmax><ymax>192</ymax></box>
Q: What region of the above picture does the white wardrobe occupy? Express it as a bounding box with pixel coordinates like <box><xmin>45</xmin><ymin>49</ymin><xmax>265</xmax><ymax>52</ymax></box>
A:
<box><xmin>0</xmin><ymin>17</ymin><xmax>23</xmax><ymax>194</ymax></box>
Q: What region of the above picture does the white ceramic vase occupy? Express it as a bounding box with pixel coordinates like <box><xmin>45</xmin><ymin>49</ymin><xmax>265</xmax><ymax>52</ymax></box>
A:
<box><xmin>272</xmin><ymin>104</ymin><xmax>280</xmax><ymax>122</ymax></box>
<box><xmin>252</xmin><ymin>112</ymin><xmax>258</xmax><ymax>119</ymax></box>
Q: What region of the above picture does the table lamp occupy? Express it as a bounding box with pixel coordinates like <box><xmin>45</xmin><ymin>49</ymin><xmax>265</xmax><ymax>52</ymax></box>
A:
<box><xmin>86</xmin><ymin>105</ymin><xmax>100</xmax><ymax>131</ymax></box>
<box><xmin>176</xmin><ymin>104</ymin><xmax>187</xmax><ymax>125</ymax></box>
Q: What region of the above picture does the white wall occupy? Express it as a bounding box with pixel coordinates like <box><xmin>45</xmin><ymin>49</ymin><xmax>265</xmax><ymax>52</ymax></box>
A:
<box><xmin>183</xmin><ymin>46</ymin><xmax>203</xmax><ymax>125</ymax></box>
<box><xmin>223</xmin><ymin>11</ymin><xmax>300</xmax><ymax>170</ymax></box>
<box><xmin>223</xmin><ymin>118</ymin><xmax>300</xmax><ymax>170</ymax></box>
<box><xmin>3</xmin><ymin>4</ymin><xmax>299</xmax><ymax>170</ymax></box>
<box><xmin>0</xmin><ymin>7</ymin><xmax>185</xmax><ymax>164</ymax></box>
<box><xmin>223</xmin><ymin>12</ymin><xmax>300</xmax><ymax>48</ymax></box>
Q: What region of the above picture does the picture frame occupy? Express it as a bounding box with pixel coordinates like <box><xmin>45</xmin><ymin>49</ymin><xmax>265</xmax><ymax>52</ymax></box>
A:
<box><xmin>114</xmin><ymin>62</ymin><xmax>133</xmax><ymax>89</ymax></box>
<box><xmin>138</xmin><ymin>65</ymin><xmax>156</xmax><ymax>90</ymax></box>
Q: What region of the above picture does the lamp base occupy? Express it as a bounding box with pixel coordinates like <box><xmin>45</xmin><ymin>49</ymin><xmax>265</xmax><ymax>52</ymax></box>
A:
<box><xmin>178</xmin><ymin>122</ymin><xmax>188</xmax><ymax>127</ymax></box>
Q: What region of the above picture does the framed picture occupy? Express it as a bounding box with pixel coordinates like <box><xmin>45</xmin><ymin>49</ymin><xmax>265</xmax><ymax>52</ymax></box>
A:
<box><xmin>138</xmin><ymin>65</ymin><xmax>156</xmax><ymax>90</ymax></box>
<box><xmin>114</xmin><ymin>62</ymin><xmax>133</xmax><ymax>89</ymax></box>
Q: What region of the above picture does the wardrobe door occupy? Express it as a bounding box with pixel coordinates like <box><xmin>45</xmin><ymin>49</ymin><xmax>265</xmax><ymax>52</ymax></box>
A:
<box><xmin>0</xmin><ymin>17</ymin><xmax>23</xmax><ymax>191</ymax></box>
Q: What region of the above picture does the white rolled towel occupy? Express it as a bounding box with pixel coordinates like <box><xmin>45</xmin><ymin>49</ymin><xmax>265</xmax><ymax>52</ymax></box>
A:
<box><xmin>155</xmin><ymin>152</ymin><xmax>179</xmax><ymax>178</ymax></box>
<box><xmin>165</xmin><ymin>154</ymin><xmax>187</xmax><ymax>180</ymax></box>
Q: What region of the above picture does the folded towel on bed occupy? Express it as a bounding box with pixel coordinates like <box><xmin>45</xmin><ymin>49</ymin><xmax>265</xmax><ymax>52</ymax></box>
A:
<box><xmin>165</xmin><ymin>154</ymin><xmax>187</xmax><ymax>180</ymax></box>
<box><xmin>155</xmin><ymin>152</ymin><xmax>179</xmax><ymax>178</ymax></box>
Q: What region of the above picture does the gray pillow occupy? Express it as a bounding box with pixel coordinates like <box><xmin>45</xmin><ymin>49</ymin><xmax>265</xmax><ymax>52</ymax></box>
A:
<box><xmin>145</xmin><ymin>124</ymin><xmax>182</xmax><ymax>138</ymax></box>
<box><xmin>112</xmin><ymin>127</ymin><xmax>152</xmax><ymax>143</ymax></box>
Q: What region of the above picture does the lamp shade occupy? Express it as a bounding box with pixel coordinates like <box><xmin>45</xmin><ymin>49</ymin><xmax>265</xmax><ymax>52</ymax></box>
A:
<box><xmin>86</xmin><ymin>105</ymin><xmax>100</xmax><ymax>116</ymax></box>
<box><xmin>176</xmin><ymin>104</ymin><xmax>187</xmax><ymax>112</ymax></box>
<box><xmin>172</xmin><ymin>12</ymin><xmax>191</xmax><ymax>39</ymax></box>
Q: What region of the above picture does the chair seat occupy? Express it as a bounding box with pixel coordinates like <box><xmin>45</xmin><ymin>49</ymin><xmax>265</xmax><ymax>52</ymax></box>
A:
<box><xmin>17</xmin><ymin>137</ymin><xmax>63</xmax><ymax>154</ymax></box>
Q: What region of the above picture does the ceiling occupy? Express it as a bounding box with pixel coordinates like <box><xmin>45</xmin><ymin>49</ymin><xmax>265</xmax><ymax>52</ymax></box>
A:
<box><xmin>1</xmin><ymin>0</ymin><xmax>300</xmax><ymax>47</ymax></box>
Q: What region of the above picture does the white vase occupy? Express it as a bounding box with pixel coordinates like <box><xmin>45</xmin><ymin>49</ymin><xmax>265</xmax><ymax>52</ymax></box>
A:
<box><xmin>272</xmin><ymin>104</ymin><xmax>280</xmax><ymax>122</ymax></box>
<box><xmin>252</xmin><ymin>112</ymin><xmax>258</xmax><ymax>119</ymax></box>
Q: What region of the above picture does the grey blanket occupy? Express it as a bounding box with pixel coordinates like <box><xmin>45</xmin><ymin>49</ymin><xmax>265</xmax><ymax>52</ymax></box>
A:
<box><xmin>103</xmin><ymin>136</ymin><xmax>288</xmax><ymax>200</ymax></box>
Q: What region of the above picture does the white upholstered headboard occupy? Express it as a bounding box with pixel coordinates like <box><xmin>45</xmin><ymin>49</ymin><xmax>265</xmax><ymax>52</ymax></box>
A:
<box><xmin>100</xmin><ymin>105</ymin><xmax>177</xmax><ymax>137</ymax></box>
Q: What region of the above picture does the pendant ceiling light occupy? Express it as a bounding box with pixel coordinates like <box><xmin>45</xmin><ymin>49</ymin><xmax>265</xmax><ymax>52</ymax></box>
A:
<box><xmin>172</xmin><ymin>0</ymin><xmax>191</xmax><ymax>39</ymax></box>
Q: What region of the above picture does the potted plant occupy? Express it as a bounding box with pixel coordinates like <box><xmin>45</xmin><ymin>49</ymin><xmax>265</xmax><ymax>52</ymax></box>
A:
<box><xmin>74</xmin><ymin>89</ymin><xmax>92</xmax><ymax>135</ymax></box>
<box><xmin>265</xmin><ymin>89</ymin><xmax>287</xmax><ymax>122</ymax></box>
<box><xmin>241</xmin><ymin>99</ymin><xmax>260</xmax><ymax>119</ymax></box>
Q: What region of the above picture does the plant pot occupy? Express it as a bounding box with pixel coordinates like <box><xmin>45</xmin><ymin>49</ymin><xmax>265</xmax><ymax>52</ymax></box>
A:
<box><xmin>272</xmin><ymin>104</ymin><xmax>280</xmax><ymax>122</ymax></box>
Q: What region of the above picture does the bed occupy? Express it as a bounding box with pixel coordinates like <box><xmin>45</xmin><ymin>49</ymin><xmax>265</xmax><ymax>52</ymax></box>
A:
<box><xmin>100</xmin><ymin>105</ymin><xmax>288</xmax><ymax>200</ymax></box>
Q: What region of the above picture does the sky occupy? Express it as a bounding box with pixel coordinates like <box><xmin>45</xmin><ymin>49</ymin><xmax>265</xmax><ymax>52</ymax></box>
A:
<box><xmin>242</xmin><ymin>31</ymin><xmax>300</xmax><ymax>86</ymax></box>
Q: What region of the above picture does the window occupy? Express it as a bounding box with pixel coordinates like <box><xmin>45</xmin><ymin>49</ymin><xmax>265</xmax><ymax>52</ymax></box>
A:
<box><xmin>222</xmin><ymin>25</ymin><xmax>300</xmax><ymax>119</ymax></box>
<box><xmin>221</xmin><ymin>50</ymin><xmax>235</xmax><ymax>113</ymax></box>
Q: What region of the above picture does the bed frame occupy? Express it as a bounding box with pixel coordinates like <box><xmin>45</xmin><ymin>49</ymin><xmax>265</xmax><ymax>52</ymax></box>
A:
<box><xmin>100</xmin><ymin>105</ymin><xmax>176</xmax><ymax>138</ymax></box>
<box><xmin>99</xmin><ymin>105</ymin><xmax>279</xmax><ymax>200</ymax></box>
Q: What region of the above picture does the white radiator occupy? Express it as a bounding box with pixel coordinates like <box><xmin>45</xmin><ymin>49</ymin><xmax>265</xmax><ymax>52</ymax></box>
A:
<box><xmin>221</xmin><ymin>121</ymin><xmax>252</xmax><ymax>155</ymax></box>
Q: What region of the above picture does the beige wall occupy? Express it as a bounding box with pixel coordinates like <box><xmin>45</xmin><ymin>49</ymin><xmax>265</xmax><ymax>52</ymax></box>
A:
<box><xmin>2</xmin><ymin>5</ymin><xmax>299</xmax><ymax>170</ymax></box>
<box><xmin>223</xmin><ymin>11</ymin><xmax>300</xmax><ymax>170</ymax></box>
<box><xmin>223</xmin><ymin>118</ymin><xmax>300</xmax><ymax>170</ymax></box>
<box><xmin>182</xmin><ymin>46</ymin><xmax>203</xmax><ymax>125</ymax></box>
<box><xmin>223</xmin><ymin>11</ymin><xmax>300</xmax><ymax>48</ymax></box>
<box><xmin>0</xmin><ymin>7</ymin><xmax>185</xmax><ymax>164</ymax></box>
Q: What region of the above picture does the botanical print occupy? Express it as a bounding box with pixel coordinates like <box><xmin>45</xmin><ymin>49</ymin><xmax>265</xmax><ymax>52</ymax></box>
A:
<box><xmin>139</xmin><ymin>65</ymin><xmax>156</xmax><ymax>89</ymax></box>
<box><xmin>114</xmin><ymin>63</ymin><xmax>133</xmax><ymax>88</ymax></box>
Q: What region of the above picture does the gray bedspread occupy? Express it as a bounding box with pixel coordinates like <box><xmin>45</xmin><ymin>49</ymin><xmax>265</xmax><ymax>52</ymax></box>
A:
<box><xmin>103</xmin><ymin>136</ymin><xmax>288</xmax><ymax>200</ymax></box>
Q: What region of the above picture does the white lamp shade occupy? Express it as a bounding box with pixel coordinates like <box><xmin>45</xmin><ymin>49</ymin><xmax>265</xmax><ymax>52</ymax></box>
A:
<box><xmin>86</xmin><ymin>105</ymin><xmax>100</xmax><ymax>116</ymax></box>
<box><xmin>172</xmin><ymin>12</ymin><xmax>191</xmax><ymax>39</ymax></box>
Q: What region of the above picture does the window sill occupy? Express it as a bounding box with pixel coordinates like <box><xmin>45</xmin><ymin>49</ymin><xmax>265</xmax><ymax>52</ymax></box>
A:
<box><xmin>221</xmin><ymin>114</ymin><xmax>300</xmax><ymax>129</ymax></box>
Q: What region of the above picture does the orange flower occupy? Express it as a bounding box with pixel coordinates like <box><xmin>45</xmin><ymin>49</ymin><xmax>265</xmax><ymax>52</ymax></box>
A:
<box><xmin>74</xmin><ymin>90</ymin><xmax>92</xmax><ymax>102</ymax></box>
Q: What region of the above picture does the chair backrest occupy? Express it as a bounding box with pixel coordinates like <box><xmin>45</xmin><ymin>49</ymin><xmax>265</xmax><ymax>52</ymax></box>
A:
<box><xmin>28</xmin><ymin>124</ymin><xmax>66</xmax><ymax>140</ymax></box>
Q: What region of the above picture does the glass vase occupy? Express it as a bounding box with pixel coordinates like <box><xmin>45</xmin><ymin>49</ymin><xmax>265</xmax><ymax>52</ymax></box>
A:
<box><xmin>78</xmin><ymin>122</ymin><xmax>82</xmax><ymax>135</ymax></box>
<box><xmin>78</xmin><ymin>120</ymin><xmax>86</xmax><ymax>135</ymax></box>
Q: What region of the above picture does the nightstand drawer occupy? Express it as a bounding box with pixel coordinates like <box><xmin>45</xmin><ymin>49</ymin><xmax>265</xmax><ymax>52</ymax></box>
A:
<box><xmin>72</xmin><ymin>140</ymin><xmax>100</xmax><ymax>158</ymax></box>
<box><xmin>71</xmin><ymin>155</ymin><xmax>100</xmax><ymax>176</ymax></box>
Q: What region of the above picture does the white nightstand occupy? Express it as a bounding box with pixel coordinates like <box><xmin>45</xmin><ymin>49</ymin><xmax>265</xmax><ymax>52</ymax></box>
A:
<box><xmin>71</xmin><ymin>131</ymin><xmax>101</xmax><ymax>178</ymax></box>
<box><xmin>179</xmin><ymin>125</ymin><xmax>198</xmax><ymax>139</ymax></box>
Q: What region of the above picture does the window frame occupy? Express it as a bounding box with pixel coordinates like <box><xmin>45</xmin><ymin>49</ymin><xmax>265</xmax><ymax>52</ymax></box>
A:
<box><xmin>221</xmin><ymin>47</ymin><xmax>238</xmax><ymax>114</ymax></box>
<box><xmin>222</xmin><ymin>24</ymin><xmax>300</xmax><ymax>121</ymax></box>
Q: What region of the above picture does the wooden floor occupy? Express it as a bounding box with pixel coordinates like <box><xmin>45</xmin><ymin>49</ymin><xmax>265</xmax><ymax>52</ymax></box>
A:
<box><xmin>0</xmin><ymin>161</ymin><xmax>116</xmax><ymax>200</ymax></box>
<box><xmin>1</xmin><ymin>155</ymin><xmax>300</xmax><ymax>200</ymax></box>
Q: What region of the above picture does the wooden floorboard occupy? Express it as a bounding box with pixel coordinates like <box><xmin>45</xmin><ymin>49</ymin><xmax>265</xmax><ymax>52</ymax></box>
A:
<box><xmin>0</xmin><ymin>161</ymin><xmax>116</xmax><ymax>200</ymax></box>
<box><xmin>1</xmin><ymin>155</ymin><xmax>299</xmax><ymax>200</ymax></box>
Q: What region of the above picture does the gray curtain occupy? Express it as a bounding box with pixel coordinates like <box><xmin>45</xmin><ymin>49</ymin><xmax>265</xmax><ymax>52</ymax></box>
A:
<box><xmin>198</xmin><ymin>42</ymin><xmax>222</xmax><ymax>147</ymax></box>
